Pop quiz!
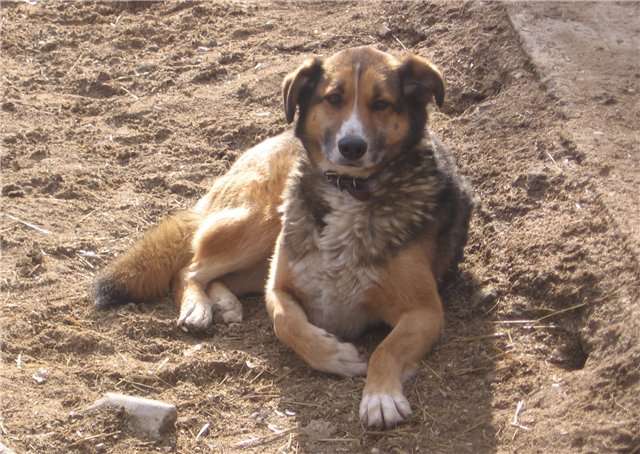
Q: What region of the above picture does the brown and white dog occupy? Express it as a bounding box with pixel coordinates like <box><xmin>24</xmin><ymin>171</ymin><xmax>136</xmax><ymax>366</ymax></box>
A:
<box><xmin>93</xmin><ymin>46</ymin><xmax>473</xmax><ymax>429</ymax></box>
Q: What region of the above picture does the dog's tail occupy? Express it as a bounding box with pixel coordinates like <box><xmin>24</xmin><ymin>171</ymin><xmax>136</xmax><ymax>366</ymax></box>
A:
<box><xmin>92</xmin><ymin>210</ymin><xmax>201</xmax><ymax>309</ymax></box>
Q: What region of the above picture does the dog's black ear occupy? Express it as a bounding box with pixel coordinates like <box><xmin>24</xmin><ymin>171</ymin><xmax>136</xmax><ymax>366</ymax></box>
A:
<box><xmin>399</xmin><ymin>55</ymin><xmax>445</xmax><ymax>108</ymax></box>
<box><xmin>282</xmin><ymin>57</ymin><xmax>323</xmax><ymax>124</ymax></box>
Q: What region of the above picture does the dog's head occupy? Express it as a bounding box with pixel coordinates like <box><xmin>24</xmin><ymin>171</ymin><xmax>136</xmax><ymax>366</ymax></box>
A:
<box><xmin>283</xmin><ymin>46</ymin><xmax>444</xmax><ymax>176</ymax></box>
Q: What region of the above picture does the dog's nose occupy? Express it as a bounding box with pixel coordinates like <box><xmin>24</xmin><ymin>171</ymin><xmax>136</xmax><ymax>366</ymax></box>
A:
<box><xmin>338</xmin><ymin>136</ymin><xmax>367</xmax><ymax>160</ymax></box>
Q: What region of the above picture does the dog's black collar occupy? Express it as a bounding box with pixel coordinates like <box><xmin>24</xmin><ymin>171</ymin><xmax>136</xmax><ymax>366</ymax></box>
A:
<box><xmin>324</xmin><ymin>171</ymin><xmax>374</xmax><ymax>202</ymax></box>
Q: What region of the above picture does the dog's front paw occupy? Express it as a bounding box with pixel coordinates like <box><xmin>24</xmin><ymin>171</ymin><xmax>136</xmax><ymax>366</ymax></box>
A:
<box><xmin>177</xmin><ymin>297</ymin><xmax>213</xmax><ymax>332</ymax></box>
<box><xmin>310</xmin><ymin>328</ymin><xmax>367</xmax><ymax>377</ymax></box>
<box><xmin>359</xmin><ymin>392</ymin><xmax>411</xmax><ymax>429</ymax></box>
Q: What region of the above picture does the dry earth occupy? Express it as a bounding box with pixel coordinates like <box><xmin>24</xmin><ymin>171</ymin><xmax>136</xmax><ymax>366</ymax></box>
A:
<box><xmin>1</xmin><ymin>1</ymin><xmax>638</xmax><ymax>453</ymax></box>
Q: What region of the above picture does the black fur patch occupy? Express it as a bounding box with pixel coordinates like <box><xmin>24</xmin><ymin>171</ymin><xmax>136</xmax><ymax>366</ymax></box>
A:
<box><xmin>299</xmin><ymin>172</ymin><xmax>331</xmax><ymax>228</ymax></box>
<box><xmin>92</xmin><ymin>275</ymin><xmax>132</xmax><ymax>309</ymax></box>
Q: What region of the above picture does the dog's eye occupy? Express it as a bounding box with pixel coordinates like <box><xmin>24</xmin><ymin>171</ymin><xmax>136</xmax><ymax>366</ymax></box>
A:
<box><xmin>325</xmin><ymin>93</ymin><xmax>343</xmax><ymax>106</ymax></box>
<box><xmin>372</xmin><ymin>100</ymin><xmax>391</xmax><ymax>111</ymax></box>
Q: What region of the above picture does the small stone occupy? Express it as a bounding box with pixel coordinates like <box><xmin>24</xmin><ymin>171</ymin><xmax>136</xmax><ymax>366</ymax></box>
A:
<box><xmin>86</xmin><ymin>393</ymin><xmax>177</xmax><ymax>440</ymax></box>
<box><xmin>514</xmin><ymin>172</ymin><xmax>549</xmax><ymax>198</ymax></box>
<box><xmin>2</xmin><ymin>184</ymin><xmax>25</xmax><ymax>198</ymax></box>
<box><xmin>301</xmin><ymin>419</ymin><xmax>336</xmax><ymax>441</ymax></box>
<box><xmin>474</xmin><ymin>287</ymin><xmax>498</xmax><ymax>306</ymax></box>
<box><xmin>40</xmin><ymin>41</ymin><xmax>57</xmax><ymax>52</ymax></box>
<box><xmin>154</xmin><ymin>128</ymin><xmax>172</xmax><ymax>142</ymax></box>
<box><xmin>2</xmin><ymin>102</ymin><xmax>16</xmax><ymax>112</ymax></box>
<box><xmin>96</xmin><ymin>72</ymin><xmax>111</xmax><ymax>83</ymax></box>
<box><xmin>183</xmin><ymin>343</ymin><xmax>204</xmax><ymax>356</ymax></box>
<box><xmin>141</xmin><ymin>175</ymin><xmax>166</xmax><ymax>190</ymax></box>
<box><xmin>3</xmin><ymin>134</ymin><xmax>20</xmax><ymax>145</ymax></box>
<box><xmin>0</xmin><ymin>441</ymin><xmax>17</xmax><ymax>454</ymax></box>
<box><xmin>136</xmin><ymin>63</ymin><xmax>158</xmax><ymax>74</ymax></box>
<box><xmin>377</xmin><ymin>24</ymin><xmax>391</xmax><ymax>38</ymax></box>
<box><xmin>32</xmin><ymin>368</ymin><xmax>49</xmax><ymax>384</ymax></box>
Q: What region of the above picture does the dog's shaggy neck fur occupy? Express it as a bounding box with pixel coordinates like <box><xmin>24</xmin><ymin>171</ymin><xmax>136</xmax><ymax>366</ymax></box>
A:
<box><xmin>282</xmin><ymin>137</ymin><xmax>444</xmax><ymax>267</ymax></box>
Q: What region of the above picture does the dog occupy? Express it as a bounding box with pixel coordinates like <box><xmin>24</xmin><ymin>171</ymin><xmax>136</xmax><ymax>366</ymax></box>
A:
<box><xmin>93</xmin><ymin>46</ymin><xmax>473</xmax><ymax>429</ymax></box>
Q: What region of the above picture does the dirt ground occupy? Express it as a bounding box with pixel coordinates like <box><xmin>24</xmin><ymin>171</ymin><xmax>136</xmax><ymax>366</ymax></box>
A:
<box><xmin>1</xmin><ymin>1</ymin><xmax>638</xmax><ymax>453</ymax></box>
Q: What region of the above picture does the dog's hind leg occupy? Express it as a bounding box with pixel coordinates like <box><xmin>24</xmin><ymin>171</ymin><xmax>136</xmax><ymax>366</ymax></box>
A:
<box><xmin>175</xmin><ymin>276</ymin><xmax>215</xmax><ymax>331</ymax></box>
<box><xmin>188</xmin><ymin>207</ymin><xmax>276</xmax><ymax>285</ymax></box>
<box><xmin>177</xmin><ymin>207</ymin><xmax>279</xmax><ymax>332</ymax></box>
<box><xmin>175</xmin><ymin>279</ymin><xmax>242</xmax><ymax>331</ymax></box>
<box><xmin>207</xmin><ymin>281</ymin><xmax>243</xmax><ymax>324</ymax></box>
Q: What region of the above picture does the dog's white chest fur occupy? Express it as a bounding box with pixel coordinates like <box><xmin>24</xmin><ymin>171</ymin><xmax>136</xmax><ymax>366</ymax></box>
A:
<box><xmin>289</xmin><ymin>189</ymin><xmax>378</xmax><ymax>339</ymax></box>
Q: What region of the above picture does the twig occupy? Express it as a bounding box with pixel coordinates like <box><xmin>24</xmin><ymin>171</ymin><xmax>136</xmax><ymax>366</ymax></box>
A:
<box><xmin>510</xmin><ymin>400</ymin><xmax>530</xmax><ymax>431</ymax></box>
<box><xmin>248</xmin><ymin>369</ymin><xmax>266</xmax><ymax>384</ymax></box>
<box><xmin>76</xmin><ymin>253</ymin><xmax>95</xmax><ymax>269</ymax></box>
<box><xmin>492</xmin><ymin>320</ymin><xmax>537</xmax><ymax>325</ymax></box>
<box><xmin>67</xmin><ymin>52</ymin><xmax>86</xmax><ymax>76</ymax></box>
<box><xmin>422</xmin><ymin>361</ymin><xmax>443</xmax><ymax>381</ymax></box>
<box><xmin>196</xmin><ymin>422</ymin><xmax>210</xmax><ymax>441</ymax></box>
<box><xmin>67</xmin><ymin>431</ymin><xmax>121</xmax><ymax>448</ymax></box>
<box><xmin>545</xmin><ymin>150</ymin><xmax>562</xmax><ymax>172</ymax></box>
<box><xmin>318</xmin><ymin>438</ymin><xmax>358</xmax><ymax>443</ymax></box>
<box><xmin>536</xmin><ymin>302</ymin><xmax>588</xmax><ymax>322</ymax></box>
<box><xmin>451</xmin><ymin>333</ymin><xmax>506</xmax><ymax>342</ymax></box>
<box><xmin>392</xmin><ymin>34</ymin><xmax>407</xmax><ymax>51</ymax></box>
<box><xmin>279</xmin><ymin>400</ymin><xmax>322</xmax><ymax>408</ymax></box>
<box><xmin>460</xmin><ymin>421</ymin><xmax>486</xmax><ymax>435</ymax></box>
<box><xmin>2</xmin><ymin>213</ymin><xmax>51</xmax><ymax>235</ymax></box>
<box><xmin>232</xmin><ymin>429</ymin><xmax>294</xmax><ymax>449</ymax></box>
<box><xmin>119</xmin><ymin>86</ymin><xmax>139</xmax><ymax>100</ymax></box>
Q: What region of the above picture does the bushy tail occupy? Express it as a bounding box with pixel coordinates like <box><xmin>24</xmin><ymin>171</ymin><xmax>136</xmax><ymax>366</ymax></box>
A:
<box><xmin>92</xmin><ymin>210</ymin><xmax>201</xmax><ymax>309</ymax></box>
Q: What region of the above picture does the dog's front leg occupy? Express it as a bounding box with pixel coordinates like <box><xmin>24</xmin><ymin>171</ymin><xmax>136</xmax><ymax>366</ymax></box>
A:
<box><xmin>360</xmin><ymin>245</ymin><xmax>444</xmax><ymax>428</ymax></box>
<box><xmin>266</xmin><ymin>234</ymin><xmax>367</xmax><ymax>377</ymax></box>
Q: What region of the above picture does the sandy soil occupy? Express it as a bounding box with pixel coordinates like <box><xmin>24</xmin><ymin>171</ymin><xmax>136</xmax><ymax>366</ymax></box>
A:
<box><xmin>1</xmin><ymin>1</ymin><xmax>638</xmax><ymax>453</ymax></box>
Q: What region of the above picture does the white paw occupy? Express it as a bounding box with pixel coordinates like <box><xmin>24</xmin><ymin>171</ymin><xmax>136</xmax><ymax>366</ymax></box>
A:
<box><xmin>359</xmin><ymin>392</ymin><xmax>412</xmax><ymax>429</ymax></box>
<box><xmin>312</xmin><ymin>329</ymin><xmax>367</xmax><ymax>377</ymax></box>
<box><xmin>177</xmin><ymin>297</ymin><xmax>213</xmax><ymax>332</ymax></box>
<box><xmin>213</xmin><ymin>294</ymin><xmax>243</xmax><ymax>324</ymax></box>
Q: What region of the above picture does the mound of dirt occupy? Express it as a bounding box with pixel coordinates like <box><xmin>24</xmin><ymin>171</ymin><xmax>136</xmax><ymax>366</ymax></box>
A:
<box><xmin>1</xmin><ymin>1</ymin><xmax>638</xmax><ymax>453</ymax></box>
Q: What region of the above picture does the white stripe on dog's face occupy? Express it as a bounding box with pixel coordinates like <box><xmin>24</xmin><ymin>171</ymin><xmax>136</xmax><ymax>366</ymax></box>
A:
<box><xmin>325</xmin><ymin>63</ymin><xmax>375</xmax><ymax>168</ymax></box>
<box><xmin>336</xmin><ymin>63</ymin><xmax>367</xmax><ymax>143</ymax></box>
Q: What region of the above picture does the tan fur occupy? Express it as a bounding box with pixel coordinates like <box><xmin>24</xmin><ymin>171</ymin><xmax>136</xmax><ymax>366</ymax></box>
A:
<box><xmin>362</xmin><ymin>238</ymin><xmax>443</xmax><ymax>388</ymax></box>
<box><xmin>95</xmin><ymin>210</ymin><xmax>200</xmax><ymax>305</ymax></box>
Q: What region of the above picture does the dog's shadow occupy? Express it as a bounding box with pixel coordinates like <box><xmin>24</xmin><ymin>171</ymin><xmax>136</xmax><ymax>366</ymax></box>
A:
<box><xmin>346</xmin><ymin>270</ymin><xmax>498</xmax><ymax>452</ymax></box>
<box><xmin>214</xmin><ymin>269</ymin><xmax>499</xmax><ymax>453</ymax></box>
<box><xmin>131</xmin><ymin>269</ymin><xmax>498</xmax><ymax>452</ymax></box>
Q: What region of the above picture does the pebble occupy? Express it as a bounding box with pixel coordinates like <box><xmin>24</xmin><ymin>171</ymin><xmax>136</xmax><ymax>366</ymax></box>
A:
<box><xmin>32</xmin><ymin>367</ymin><xmax>49</xmax><ymax>384</ymax></box>
<box><xmin>301</xmin><ymin>419</ymin><xmax>336</xmax><ymax>441</ymax></box>
<box><xmin>2</xmin><ymin>102</ymin><xmax>16</xmax><ymax>112</ymax></box>
<box><xmin>87</xmin><ymin>393</ymin><xmax>177</xmax><ymax>440</ymax></box>
<box><xmin>0</xmin><ymin>441</ymin><xmax>16</xmax><ymax>454</ymax></box>
<box><xmin>377</xmin><ymin>24</ymin><xmax>391</xmax><ymax>38</ymax></box>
